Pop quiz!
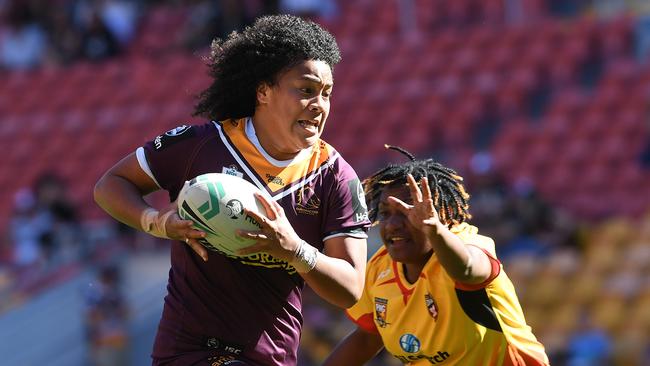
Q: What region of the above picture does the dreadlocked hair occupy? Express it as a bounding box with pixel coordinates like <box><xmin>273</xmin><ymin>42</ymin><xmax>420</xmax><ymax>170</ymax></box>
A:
<box><xmin>363</xmin><ymin>145</ymin><xmax>472</xmax><ymax>228</ymax></box>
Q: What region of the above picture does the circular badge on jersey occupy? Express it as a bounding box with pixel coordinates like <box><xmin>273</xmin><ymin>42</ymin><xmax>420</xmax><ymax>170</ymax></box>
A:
<box><xmin>356</xmin><ymin>180</ymin><xmax>368</xmax><ymax>210</ymax></box>
<box><xmin>399</xmin><ymin>333</ymin><xmax>421</xmax><ymax>353</ymax></box>
<box><xmin>349</xmin><ymin>178</ymin><xmax>369</xmax><ymax>223</ymax></box>
<box><xmin>165</xmin><ymin>125</ymin><xmax>190</xmax><ymax>136</ymax></box>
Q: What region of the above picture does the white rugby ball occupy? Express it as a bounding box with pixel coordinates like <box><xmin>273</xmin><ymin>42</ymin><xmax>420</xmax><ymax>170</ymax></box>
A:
<box><xmin>177</xmin><ymin>173</ymin><xmax>267</xmax><ymax>257</ymax></box>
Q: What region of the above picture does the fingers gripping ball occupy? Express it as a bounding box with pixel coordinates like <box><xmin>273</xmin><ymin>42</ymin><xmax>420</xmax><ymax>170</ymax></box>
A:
<box><xmin>177</xmin><ymin>173</ymin><xmax>268</xmax><ymax>257</ymax></box>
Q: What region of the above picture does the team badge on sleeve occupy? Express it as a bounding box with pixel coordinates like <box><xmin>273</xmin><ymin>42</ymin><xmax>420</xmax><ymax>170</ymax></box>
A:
<box><xmin>349</xmin><ymin>178</ymin><xmax>369</xmax><ymax>223</ymax></box>
<box><xmin>165</xmin><ymin>125</ymin><xmax>191</xmax><ymax>136</ymax></box>
<box><xmin>153</xmin><ymin>125</ymin><xmax>195</xmax><ymax>150</ymax></box>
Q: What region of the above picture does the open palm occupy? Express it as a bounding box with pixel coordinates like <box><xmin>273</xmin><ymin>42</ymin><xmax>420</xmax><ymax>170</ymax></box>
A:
<box><xmin>387</xmin><ymin>174</ymin><xmax>441</xmax><ymax>237</ymax></box>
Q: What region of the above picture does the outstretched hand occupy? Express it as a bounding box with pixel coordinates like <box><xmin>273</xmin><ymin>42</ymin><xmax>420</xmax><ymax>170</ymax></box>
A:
<box><xmin>235</xmin><ymin>192</ymin><xmax>302</xmax><ymax>262</ymax></box>
<box><xmin>387</xmin><ymin>174</ymin><xmax>441</xmax><ymax>237</ymax></box>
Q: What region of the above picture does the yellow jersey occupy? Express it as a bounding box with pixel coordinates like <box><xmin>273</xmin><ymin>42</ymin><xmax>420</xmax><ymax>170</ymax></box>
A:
<box><xmin>346</xmin><ymin>223</ymin><xmax>549</xmax><ymax>365</ymax></box>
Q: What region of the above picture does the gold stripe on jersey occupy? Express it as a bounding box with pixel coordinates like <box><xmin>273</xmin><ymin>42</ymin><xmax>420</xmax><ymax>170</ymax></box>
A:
<box><xmin>218</xmin><ymin>119</ymin><xmax>334</xmax><ymax>196</ymax></box>
<box><xmin>347</xmin><ymin>223</ymin><xmax>549</xmax><ymax>365</ymax></box>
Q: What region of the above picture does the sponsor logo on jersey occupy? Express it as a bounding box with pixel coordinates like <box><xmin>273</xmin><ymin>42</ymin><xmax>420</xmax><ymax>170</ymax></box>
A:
<box><xmin>374</xmin><ymin>297</ymin><xmax>390</xmax><ymax>328</ymax></box>
<box><xmin>199</xmin><ymin>243</ymin><xmax>299</xmax><ymax>273</ymax></box>
<box><xmin>425</xmin><ymin>293</ymin><xmax>439</xmax><ymax>321</ymax></box>
<box><xmin>349</xmin><ymin>178</ymin><xmax>369</xmax><ymax>223</ymax></box>
<box><xmin>207</xmin><ymin>355</ymin><xmax>249</xmax><ymax>366</ymax></box>
<box><xmin>153</xmin><ymin>124</ymin><xmax>194</xmax><ymax>150</ymax></box>
<box><xmin>222</xmin><ymin>165</ymin><xmax>244</xmax><ymax>178</ymax></box>
<box><xmin>208</xmin><ymin>355</ymin><xmax>236</xmax><ymax>366</ymax></box>
<box><xmin>296</xmin><ymin>185</ymin><xmax>320</xmax><ymax>215</ymax></box>
<box><xmin>395</xmin><ymin>350</ymin><xmax>451</xmax><ymax>364</ymax></box>
<box><xmin>399</xmin><ymin>333</ymin><xmax>421</xmax><ymax>353</ymax></box>
<box><xmin>154</xmin><ymin>135</ymin><xmax>162</xmax><ymax>149</ymax></box>
<box><xmin>165</xmin><ymin>125</ymin><xmax>191</xmax><ymax>136</ymax></box>
<box><xmin>376</xmin><ymin>268</ymin><xmax>392</xmax><ymax>281</ymax></box>
<box><xmin>238</xmin><ymin>252</ymin><xmax>297</xmax><ymax>273</ymax></box>
<box><xmin>265</xmin><ymin>174</ymin><xmax>284</xmax><ymax>186</ymax></box>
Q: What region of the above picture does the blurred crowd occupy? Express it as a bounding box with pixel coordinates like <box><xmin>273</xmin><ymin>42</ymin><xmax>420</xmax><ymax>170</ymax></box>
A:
<box><xmin>1</xmin><ymin>172</ymin><xmax>86</xmax><ymax>308</ymax></box>
<box><xmin>9</xmin><ymin>173</ymin><xmax>82</xmax><ymax>269</ymax></box>
<box><xmin>0</xmin><ymin>0</ymin><xmax>139</xmax><ymax>68</ymax></box>
<box><xmin>0</xmin><ymin>0</ymin><xmax>338</xmax><ymax>70</ymax></box>
<box><xmin>84</xmin><ymin>264</ymin><xmax>129</xmax><ymax>366</ymax></box>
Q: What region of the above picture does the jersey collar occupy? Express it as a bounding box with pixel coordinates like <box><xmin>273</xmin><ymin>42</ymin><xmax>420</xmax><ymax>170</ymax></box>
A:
<box><xmin>245</xmin><ymin>117</ymin><xmax>312</xmax><ymax>167</ymax></box>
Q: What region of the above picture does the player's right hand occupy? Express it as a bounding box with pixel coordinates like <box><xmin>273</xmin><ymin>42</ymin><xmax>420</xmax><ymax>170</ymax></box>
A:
<box><xmin>161</xmin><ymin>202</ymin><xmax>208</xmax><ymax>262</ymax></box>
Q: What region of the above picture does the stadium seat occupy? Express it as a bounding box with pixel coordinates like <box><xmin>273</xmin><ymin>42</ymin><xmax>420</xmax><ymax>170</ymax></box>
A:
<box><xmin>591</xmin><ymin>295</ymin><xmax>626</xmax><ymax>333</ymax></box>
<box><xmin>547</xmin><ymin>56</ymin><xmax>580</xmax><ymax>87</ymax></box>
<box><xmin>495</xmin><ymin>84</ymin><xmax>529</xmax><ymax>118</ymax></box>
<box><xmin>128</xmin><ymin>5</ymin><xmax>187</xmax><ymax>56</ymax></box>
<box><xmin>571</xmin><ymin>110</ymin><xmax>607</xmax><ymax>140</ymax></box>
<box><xmin>561</xmin><ymin>32</ymin><xmax>592</xmax><ymax>65</ymax></box>
<box><xmin>440</xmin><ymin>113</ymin><xmax>473</xmax><ymax>148</ymax></box>
<box><xmin>598</xmin><ymin>15</ymin><xmax>634</xmax><ymax>60</ymax></box>
<box><xmin>373</xmin><ymin>1</ymin><xmax>400</xmax><ymax>34</ymax></box>
<box><xmin>613</xmin><ymin>107</ymin><xmax>645</xmax><ymax>137</ymax></box>
<box><xmin>546</xmin><ymin>87</ymin><xmax>587</xmax><ymax>118</ymax></box>
<box><xmin>480</xmin><ymin>0</ymin><xmax>505</xmax><ymax>24</ymax></box>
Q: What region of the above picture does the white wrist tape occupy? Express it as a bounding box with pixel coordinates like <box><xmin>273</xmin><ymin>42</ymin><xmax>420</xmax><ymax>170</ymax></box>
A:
<box><xmin>140</xmin><ymin>208</ymin><xmax>174</xmax><ymax>239</ymax></box>
<box><xmin>291</xmin><ymin>240</ymin><xmax>319</xmax><ymax>273</ymax></box>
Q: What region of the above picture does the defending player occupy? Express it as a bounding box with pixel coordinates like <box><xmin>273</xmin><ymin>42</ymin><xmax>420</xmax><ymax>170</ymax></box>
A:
<box><xmin>94</xmin><ymin>15</ymin><xmax>369</xmax><ymax>366</ymax></box>
<box><xmin>323</xmin><ymin>146</ymin><xmax>549</xmax><ymax>366</ymax></box>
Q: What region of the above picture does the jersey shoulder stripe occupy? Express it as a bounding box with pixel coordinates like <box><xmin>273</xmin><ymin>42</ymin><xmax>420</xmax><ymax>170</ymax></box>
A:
<box><xmin>215</xmin><ymin>120</ymin><xmax>338</xmax><ymax>200</ymax></box>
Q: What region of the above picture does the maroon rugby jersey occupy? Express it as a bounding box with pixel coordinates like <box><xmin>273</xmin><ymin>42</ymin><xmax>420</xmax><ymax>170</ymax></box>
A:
<box><xmin>136</xmin><ymin>118</ymin><xmax>370</xmax><ymax>365</ymax></box>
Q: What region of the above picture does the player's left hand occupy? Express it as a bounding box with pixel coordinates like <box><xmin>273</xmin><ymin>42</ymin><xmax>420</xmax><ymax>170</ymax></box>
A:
<box><xmin>387</xmin><ymin>174</ymin><xmax>441</xmax><ymax>238</ymax></box>
<box><xmin>235</xmin><ymin>192</ymin><xmax>302</xmax><ymax>262</ymax></box>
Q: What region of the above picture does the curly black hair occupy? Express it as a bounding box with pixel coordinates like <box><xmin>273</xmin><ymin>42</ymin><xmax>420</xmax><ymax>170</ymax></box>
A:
<box><xmin>363</xmin><ymin>145</ymin><xmax>472</xmax><ymax>228</ymax></box>
<box><xmin>193</xmin><ymin>14</ymin><xmax>341</xmax><ymax>121</ymax></box>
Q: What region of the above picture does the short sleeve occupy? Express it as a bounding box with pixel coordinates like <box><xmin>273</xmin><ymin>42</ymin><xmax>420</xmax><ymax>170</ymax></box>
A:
<box><xmin>452</xmin><ymin>223</ymin><xmax>497</xmax><ymax>257</ymax></box>
<box><xmin>322</xmin><ymin>154</ymin><xmax>371</xmax><ymax>240</ymax></box>
<box><xmin>452</xmin><ymin>223</ymin><xmax>502</xmax><ymax>290</ymax></box>
<box><xmin>345</xmin><ymin>280</ymin><xmax>378</xmax><ymax>334</ymax></box>
<box><xmin>140</xmin><ymin>123</ymin><xmax>213</xmax><ymax>198</ymax></box>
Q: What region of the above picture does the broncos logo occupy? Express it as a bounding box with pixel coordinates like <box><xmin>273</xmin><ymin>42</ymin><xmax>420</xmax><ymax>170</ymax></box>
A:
<box><xmin>225</xmin><ymin>199</ymin><xmax>244</xmax><ymax>219</ymax></box>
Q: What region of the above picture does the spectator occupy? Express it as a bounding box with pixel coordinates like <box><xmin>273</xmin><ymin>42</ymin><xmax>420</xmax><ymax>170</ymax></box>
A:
<box><xmin>44</xmin><ymin>6</ymin><xmax>83</xmax><ymax>65</ymax></box>
<box><xmin>280</xmin><ymin>0</ymin><xmax>337</xmax><ymax>20</ymax></box>
<box><xmin>84</xmin><ymin>264</ymin><xmax>129</xmax><ymax>366</ymax></box>
<box><xmin>0</xmin><ymin>1</ymin><xmax>47</xmax><ymax>70</ymax></box>
<box><xmin>80</xmin><ymin>10</ymin><xmax>121</xmax><ymax>61</ymax></box>
<box><xmin>176</xmin><ymin>0</ymin><xmax>220</xmax><ymax>50</ymax></box>
<box><xmin>32</xmin><ymin>172</ymin><xmax>84</xmax><ymax>265</ymax></box>
<box><xmin>97</xmin><ymin>0</ymin><xmax>140</xmax><ymax>46</ymax></box>
<box><xmin>8</xmin><ymin>188</ymin><xmax>45</xmax><ymax>268</ymax></box>
<box><xmin>566</xmin><ymin>314</ymin><xmax>613</xmax><ymax>366</ymax></box>
<box><xmin>177</xmin><ymin>0</ymin><xmax>265</xmax><ymax>51</ymax></box>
